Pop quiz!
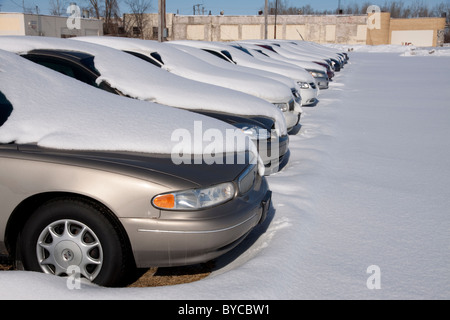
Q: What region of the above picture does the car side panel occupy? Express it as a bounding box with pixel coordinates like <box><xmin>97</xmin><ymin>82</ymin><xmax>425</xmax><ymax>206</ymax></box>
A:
<box><xmin>0</xmin><ymin>156</ymin><xmax>180</xmax><ymax>254</ymax></box>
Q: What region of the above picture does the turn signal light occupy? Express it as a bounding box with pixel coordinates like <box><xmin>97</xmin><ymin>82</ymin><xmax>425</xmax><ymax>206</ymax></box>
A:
<box><xmin>153</xmin><ymin>194</ymin><xmax>175</xmax><ymax>209</ymax></box>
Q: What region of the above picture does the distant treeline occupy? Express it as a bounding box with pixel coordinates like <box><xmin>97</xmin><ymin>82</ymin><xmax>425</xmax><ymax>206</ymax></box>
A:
<box><xmin>264</xmin><ymin>0</ymin><xmax>450</xmax><ymax>20</ymax></box>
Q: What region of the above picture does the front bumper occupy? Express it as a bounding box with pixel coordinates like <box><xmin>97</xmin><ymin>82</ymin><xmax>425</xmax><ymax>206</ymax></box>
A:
<box><xmin>314</xmin><ymin>76</ymin><xmax>329</xmax><ymax>89</ymax></box>
<box><xmin>300</xmin><ymin>87</ymin><xmax>318</xmax><ymax>106</ymax></box>
<box><xmin>258</xmin><ymin>134</ymin><xmax>289</xmax><ymax>175</ymax></box>
<box><xmin>121</xmin><ymin>175</ymin><xmax>271</xmax><ymax>268</ymax></box>
<box><xmin>284</xmin><ymin>110</ymin><xmax>301</xmax><ymax>132</ymax></box>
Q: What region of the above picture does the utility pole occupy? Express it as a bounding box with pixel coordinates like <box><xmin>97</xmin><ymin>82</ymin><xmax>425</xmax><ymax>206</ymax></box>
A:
<box><xmin>193</xmin><ymin>4</ymin><xmax>202</xmax><ymax>15</ymax></box>
<box><xmin>264</xmin><ymin>0</ymin><xmax>268</xmax><ymax>39</ymax></box>
<box><xmin>274</xmin><ymin>0</ymin><xmax>278</xmax><ymax>39</ymax></box>
<box><xmin>158</xmin><ymin>0</ymin><xmax>166</xmax><ymax>42</ymax></box>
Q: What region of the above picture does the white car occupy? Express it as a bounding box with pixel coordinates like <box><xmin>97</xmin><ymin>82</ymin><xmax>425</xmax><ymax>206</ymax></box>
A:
<box><xmin>170</xmin><ymin>40</ymin><xmax>318</xmax><ymax>106</ymax></box>
<box><xmin>72</xmin><ymin>37</ymin><xmax>299</xmax><ymax>132</ymax></box>
<box><xmin>0</xmin><ymin>36</ymin><xmax>289</xmax><ymax>175</ymax></box>
<box><xmin>165</xmin><ymin>42</ymin><xmax>303</xmax><ymax>130</ymax></box>
<box><xmin>268</xmin><ymin>40</ymin><xmax>345</xmax><ymax>72</ymax></box>
<box><xmin>237</xmin><ymin>41</ymin><xmax>330</xmax><ymax>89</ymax></box>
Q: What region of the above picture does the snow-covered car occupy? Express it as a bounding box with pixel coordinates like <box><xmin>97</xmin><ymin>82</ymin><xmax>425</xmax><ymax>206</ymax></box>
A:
<box><xmin>0</xmin><ymin>36</ymin><xmax>289</xmax><ymax>175</ymax></box>
<box><xmin>170</xmin><ymin>39</ymin><xmax>319</xmax><ymax>105</ymax></box>
<box><xmin>270</xmin><ymin>40</ymin><xmax>345</xmax><ymax>72</ymax></box>
<box><xmin>69</xmin><ymin>37</ymin><xmax>297</xmax><ymax>130</ymax></box>
<box><xmin>0</xmin><ymin>49</ymin><xmax>272</xmax><ymax>287</ymax></box>
<box><xmin>165</xmin><ymin>40</ymin><xmax>303</xmax><ymax>124</ymax></box>
<box><xmin>238</xmin><ymin>42</ymin><xmax>330</xmax><ymax>89</ymax></box>
<box><xmin>76</xmin><ymin>37</ymin><xmax>302</xmax><ymax>131</ymax></box>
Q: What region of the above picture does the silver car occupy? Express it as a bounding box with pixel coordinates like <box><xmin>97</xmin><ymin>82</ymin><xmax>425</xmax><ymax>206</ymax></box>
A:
<box><xmin>0</xmin><ymin>51</ymin><xmax>272</xmax><ymax>287</ymax></box>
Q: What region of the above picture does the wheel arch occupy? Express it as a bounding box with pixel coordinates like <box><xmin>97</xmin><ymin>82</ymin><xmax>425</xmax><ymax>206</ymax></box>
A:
<box><xmin>4</xmin><ymin>192</ymin><xmax>134</xmax><ymax>266</ymax></box>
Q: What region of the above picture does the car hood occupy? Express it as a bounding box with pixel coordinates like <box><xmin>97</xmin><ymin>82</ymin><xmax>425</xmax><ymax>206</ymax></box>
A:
<box><xmin>13</xmin><ymin>144</ymin><xmax>252</xmax><ymax>188</ymax></box>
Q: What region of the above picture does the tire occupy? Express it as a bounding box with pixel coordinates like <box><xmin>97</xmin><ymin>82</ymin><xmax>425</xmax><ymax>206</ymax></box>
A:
<box><xmin>20</xmin><ymin>197</ymin><xmax>131</xmax><ymax>287</ymax></box>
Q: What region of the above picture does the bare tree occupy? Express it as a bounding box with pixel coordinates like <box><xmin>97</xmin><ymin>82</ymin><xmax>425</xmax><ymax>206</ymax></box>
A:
<box><xmin>49</xmin><ymin>0</ymin><xmax>66</xmax><ymax>16</ymax></box>
<box><xmin>87</xmin><ymin>0</ymin><xmax>101</xmax><ymax>19</ymax></box>
<box><xmin>125</xmin><ymin>0</ymin><xmax>151</xmax><ymax>39</ymax></box>
<box><xmin>85</xmin><ymin>0</ymin><xmax>121</xmax><ymax>34</ymax></box>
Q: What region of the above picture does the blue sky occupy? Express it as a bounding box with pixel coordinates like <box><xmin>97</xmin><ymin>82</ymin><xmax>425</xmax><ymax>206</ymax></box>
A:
<box><xmin>0</xmin><ymin>0</ymin><xmax>448</xmax><ymax>16</ymax></box>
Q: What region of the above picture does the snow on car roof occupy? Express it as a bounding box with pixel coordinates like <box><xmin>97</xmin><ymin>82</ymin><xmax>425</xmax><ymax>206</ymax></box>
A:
<box><xmin>165</xmin><ymin>42</ymin><xmax>297</xmax><ymax>89</ymax></box>
<box><xmin>71</xmin><ymin>36</ymin><xmax>293</xmax><ymax>103</ymax></box>
<box><xmin>238</xmin><ymin>41</ymin><xmax>327</xmax><ymax>72</ymax></box>
<box><xmin>0</xmin><ymin>49</ymin><xmax>258</xmax><ymax>159</ymax></box>
<box><xmin>0</xmin><ymin>36</ymin><xmax>287</xmax><ymax>136</ymax></box>
<box><xmin>170</xmin><ymin>40</ymin><xmax>315</xmax><ymax>83</ymax></box>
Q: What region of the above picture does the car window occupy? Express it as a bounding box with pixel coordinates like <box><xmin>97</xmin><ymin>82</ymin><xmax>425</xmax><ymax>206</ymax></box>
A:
<box><xmin>221</xmin><ymin>50</ymin><xmax>236</xmax><ymax>63</ymax></box>
<box><xmin>150</xmin><ymin>52</ymin><xmax>164</xmax><ymax>65</ymax></box>
<box><xmin>231</xmin><ymin>45</ymin><xmax>253</xmax><ymax>57</ymax></box>
<box><xmin>0</xmin><ymin>91</ymin><xmax>13</xmax><ymax>127</ymax></box>
<box><xmin>254</xmin><ymin>49</ymin><xmax>270</xmax><ymax>57</ymax></box>
<box><xmin>37</xmin><ymin>61</ymin><xmax>77</xmax><ymax>78</ymax></box>
<box><xmin>202</xmin><ymin>49</ymin><xmax>231</xmax><ymax>63</ymax></box>
<box><xmin>22</xmin><ymin>54</ymin><xmax>99</xmax><ymax>87</ymax></box>
<box><xmin>124</xmin><ymin>51</ymin><xmax>163</xmax><ymax>68</ymax></box>
<box><xmin>22</xmin><ymin>53</ymin><xmax>124</xmax><ymax>96</ymax></box>
<box><xmin>78</xmin><ymin>55</ymin><xmax>100</xmax><ymax>74</ymax></box>
<box><xmin>257</xmin><ymin>45</ymin><xmax>277</xmax><ymax>53</ymax></box>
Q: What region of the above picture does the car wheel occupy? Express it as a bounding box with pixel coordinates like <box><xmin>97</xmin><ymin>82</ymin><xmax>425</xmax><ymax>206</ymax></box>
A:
<box><xmin>20</xmin><ymin>197</ymin><xmax>131</xmax><ymax>287</ymax></box>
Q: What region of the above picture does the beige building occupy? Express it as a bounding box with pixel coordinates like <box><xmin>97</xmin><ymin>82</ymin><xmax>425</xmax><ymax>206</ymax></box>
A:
<box><xmin>2</xmin><ymin>11</ymin><xmax>445</xmax><ymax>47</ymax></box>
<box><xmin>130</xmin><ymin>12</ymin><xmax>446</xmax><ymax>47</ymax></box>
<box><xmin>0</xmin><ymin>12</ymin><xmax>103</xmax><ymax>38</ymax></box>
<box><xmin>367</xmin><ymin>12</ymin><xmax>446</xmax><ymax>46</ymax></box>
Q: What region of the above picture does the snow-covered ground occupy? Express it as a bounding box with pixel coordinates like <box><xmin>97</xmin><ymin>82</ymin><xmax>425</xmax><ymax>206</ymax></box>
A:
<box><xmin>1</xmin><ymin>46</ymin><xmax>450</xmax><ymax>300</ymax></box>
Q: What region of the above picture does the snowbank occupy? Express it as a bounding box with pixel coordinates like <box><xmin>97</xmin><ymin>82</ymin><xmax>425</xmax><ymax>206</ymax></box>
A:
<box><xmin>326</xmin><ymin>43</ymin><xmax>450</xmax><ymax>56</ymax></box>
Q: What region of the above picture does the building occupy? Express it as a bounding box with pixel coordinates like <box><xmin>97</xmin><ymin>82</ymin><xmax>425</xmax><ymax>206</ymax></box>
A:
<box><xmin>2</xmin><ymin>11</ymin><xmax>445</xmax><ymax>47</ymax></box>
<box><xmin>128</xmin><ymin>12</ymin><xmax>446</xmax><ymax>47</ymax></box>
<box><xmin>0</xmin><ymin>12</ymin><xmax>103</xmax><ymax>38</ymax></box>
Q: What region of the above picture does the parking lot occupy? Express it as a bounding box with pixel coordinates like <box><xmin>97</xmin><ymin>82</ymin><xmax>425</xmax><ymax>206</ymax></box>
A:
<box><xmin>1</xmin><ymin>41</ymin><xmax>450</xmax><ymax>298</ymax></box>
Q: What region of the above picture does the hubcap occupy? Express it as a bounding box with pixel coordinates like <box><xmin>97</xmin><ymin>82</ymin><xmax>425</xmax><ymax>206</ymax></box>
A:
<box><xmin>36</xmin><ymin>219</ymin><xmax>103</xmax><ymax>281</ymax></box>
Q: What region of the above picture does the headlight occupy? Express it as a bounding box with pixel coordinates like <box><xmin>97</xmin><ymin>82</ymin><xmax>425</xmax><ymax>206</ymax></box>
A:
<box><xmin>234</xmin><ymin>123</ymin><xmax>271</xmax><ymax>140</ymax></box>
<box><xmin>309</xmin><ymin>71</ymin><xmax>326</xmax><ymax>78</ymax></box>
<box><xmin>274</xmin><ymin>102</ymin><xmax>289</xmax><ymax>112</ymax></box>
<box><xmin>297</xmin><ymin>81</ymin><xmax>310</xmax><ymax>89</ymax></box>
<box><xmin>152</xmin><ymin>182</ymin><xmax>235</xmax><ymax>210</ymax></box>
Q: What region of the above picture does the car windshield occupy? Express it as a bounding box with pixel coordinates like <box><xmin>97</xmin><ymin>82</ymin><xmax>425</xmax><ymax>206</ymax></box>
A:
<box><xmin>0</xmin><ymin>90</ymin><xmax>13</xmax><ymax>127</ymax></box>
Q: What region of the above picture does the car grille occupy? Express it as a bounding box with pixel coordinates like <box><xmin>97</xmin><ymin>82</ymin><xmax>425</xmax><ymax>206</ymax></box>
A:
<box><xmin>238</xmin><ymin>164</ymin><xmax>257</xmax><ymax>194</ymax></box>
<box><xmin>291</xmin><ymin>89</ymin><xmax>300</xmax><ymax>98</ymax></box>
<box><xmin>289</xmin><ymin>99</ymin><xmax>295</xmax><ymax>111</ymax></box>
